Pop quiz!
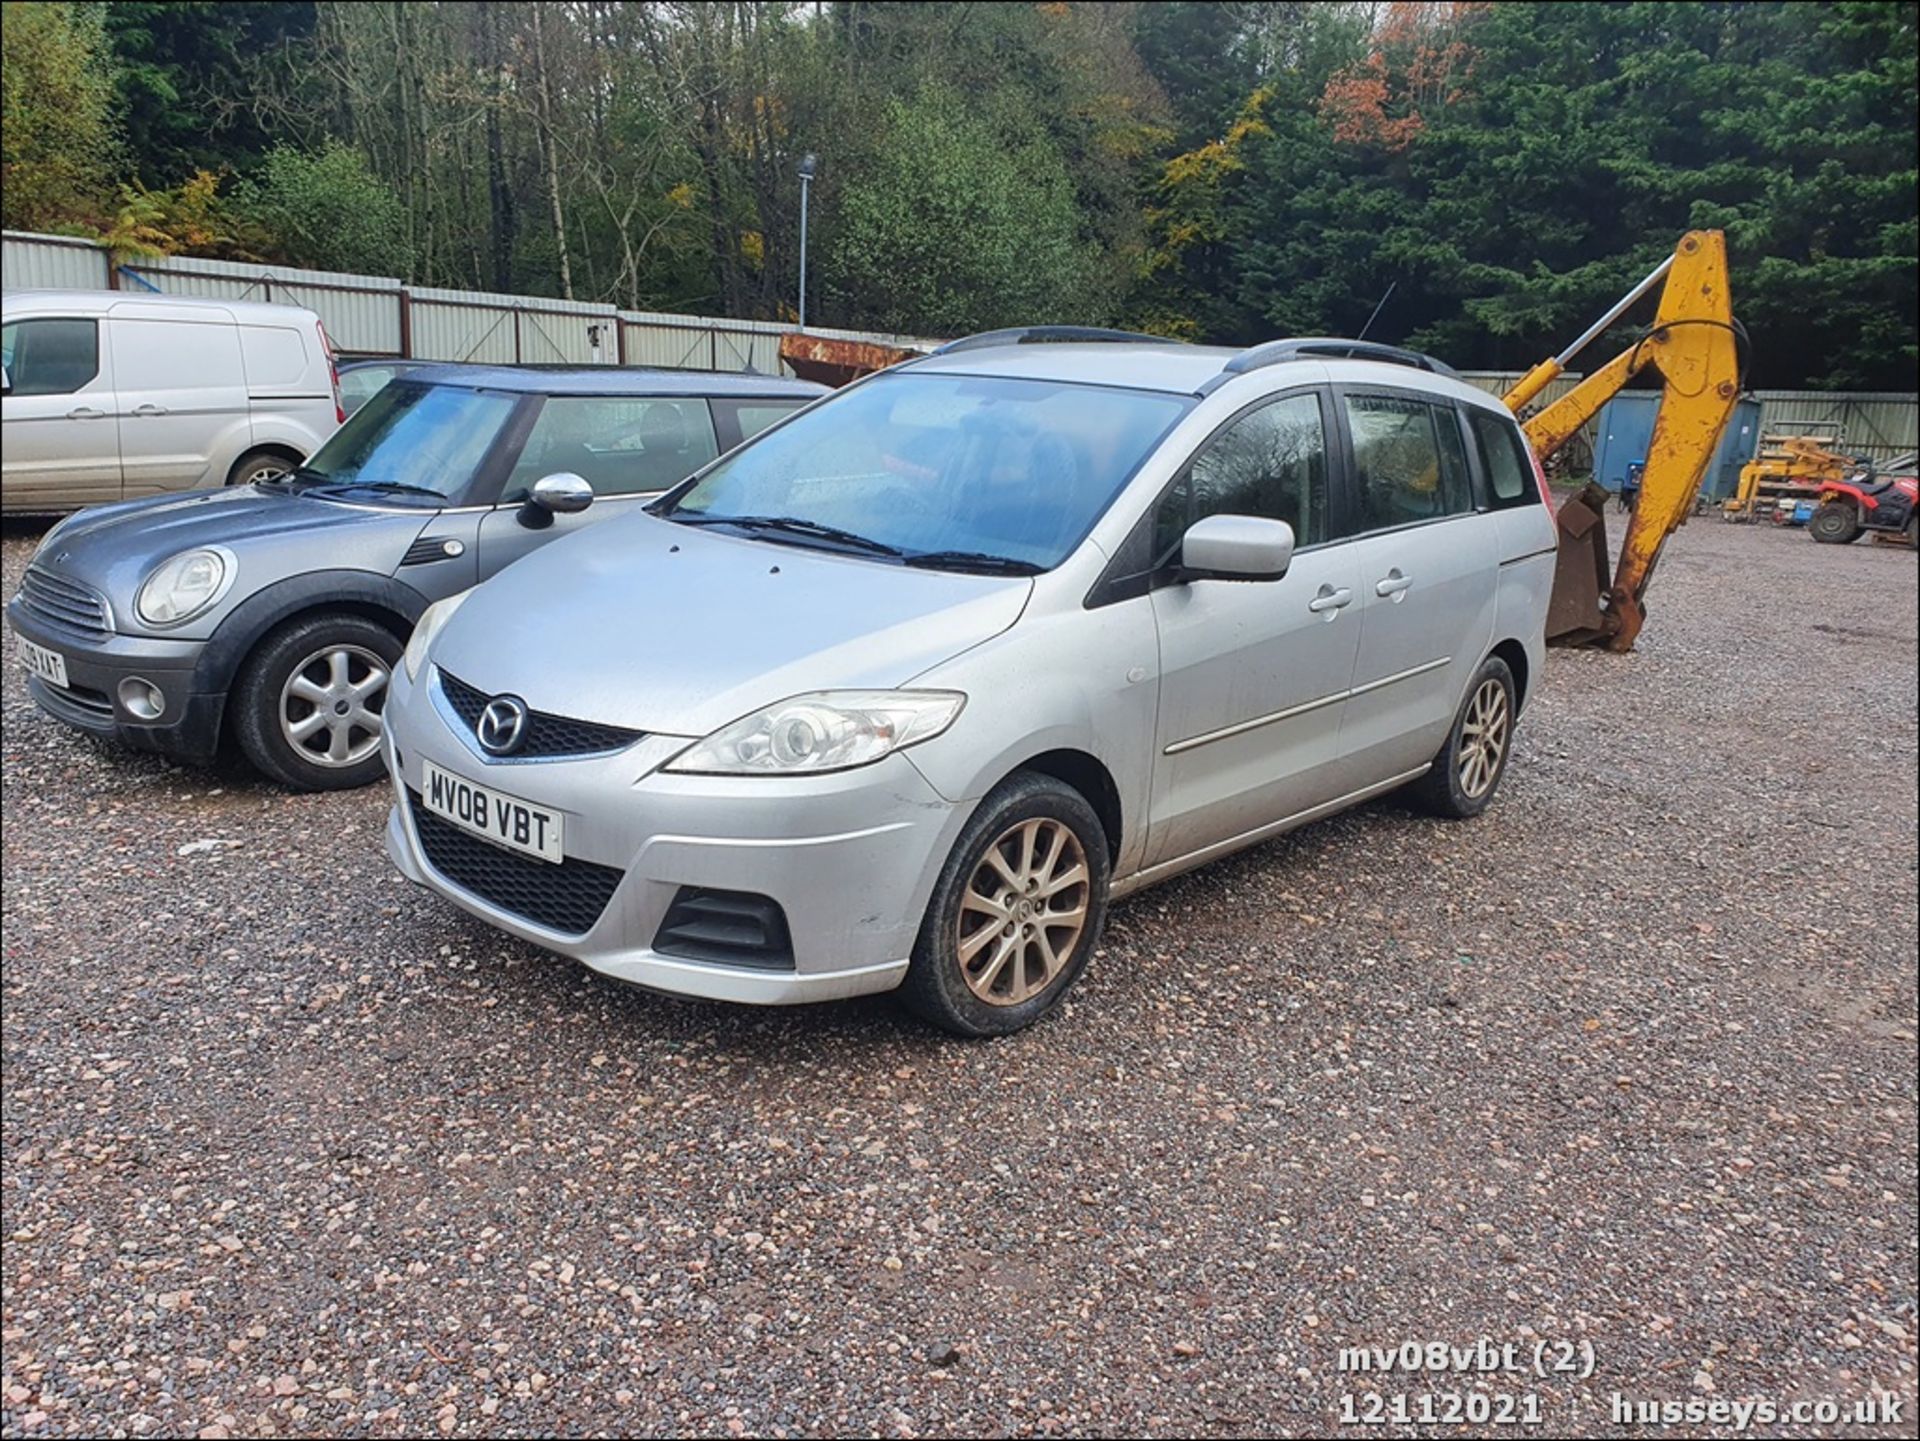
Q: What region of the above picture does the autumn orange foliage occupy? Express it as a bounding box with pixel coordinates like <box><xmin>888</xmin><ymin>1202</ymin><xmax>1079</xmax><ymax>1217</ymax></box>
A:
<box><xmin>1319</xmin><ymin>1</ymin><xmax>1486</xmax><ymax>152</ymax></box>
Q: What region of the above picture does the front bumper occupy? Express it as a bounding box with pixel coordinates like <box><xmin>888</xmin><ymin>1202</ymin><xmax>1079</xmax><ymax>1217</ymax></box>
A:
<box><xmin>381</xmin><ymin>665</ymin><xmax>975</xmax><ymax>1006</ymax></box>
<box><xmin>6</xmin><ymin>597</ymin><xmax>223</xmax><ymax>764</ymax></box>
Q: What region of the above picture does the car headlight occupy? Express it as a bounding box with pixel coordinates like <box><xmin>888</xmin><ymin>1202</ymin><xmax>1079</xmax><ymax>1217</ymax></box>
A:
<box><xmin>402</xmin><ymin>590</ymin><xmax>471</xmax><ymax>681</ymax></box>
<box><xmin>136</xmin><ymin>547</ymin><xmax>234</xmax><ymax>627</ymax></box>
<box><xmin>665</xmin><ymin>690</ymin><xmax>966</xmax><ymax>775</ymax></box>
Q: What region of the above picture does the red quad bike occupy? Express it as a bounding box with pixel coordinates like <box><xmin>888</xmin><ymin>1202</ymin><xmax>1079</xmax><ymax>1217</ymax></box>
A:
<box><xmin>1808</xmin><ymin>452</ymin><xmax>1919</xmax><ymax>549</ymax></box>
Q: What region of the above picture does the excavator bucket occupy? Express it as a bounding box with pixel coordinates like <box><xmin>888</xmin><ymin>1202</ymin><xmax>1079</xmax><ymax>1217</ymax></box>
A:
<box><xmin>1546</xmin><ymin>482</ymin><xmax>1613</xmax><ymax>644</ymax></box>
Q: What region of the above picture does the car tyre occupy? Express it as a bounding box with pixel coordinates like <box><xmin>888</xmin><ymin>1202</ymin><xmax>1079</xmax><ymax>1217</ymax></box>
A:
<box><xmin>232</xmin><ymin>613</ymin><xmax>402</xmax><ymax>791</ymax></box>
<box><xmin>1408</xmin><ymin>656</ymin><xmax>1517</xmax><ymax>820</ymax></box>
<box><xmin>1809</xmin><ymin>501</ymin><xmax>1862</xmax><ymax>544</ymax></box>
<box><xmin>900</xmin><ymin>770</ymin><xmax>1111</xmax><ymax>1037</ymax></box>
<box><xmin>227</xmin><ymin>449</ymin><xmax>298</xmax><ymax>488</ymax></box>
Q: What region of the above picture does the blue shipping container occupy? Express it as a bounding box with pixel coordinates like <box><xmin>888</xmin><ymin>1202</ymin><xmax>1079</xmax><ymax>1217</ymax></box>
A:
<box><xmin>1591</xmin><ymin>393</ymin><xmax>1762</xmax><ymax>502</ymax></box>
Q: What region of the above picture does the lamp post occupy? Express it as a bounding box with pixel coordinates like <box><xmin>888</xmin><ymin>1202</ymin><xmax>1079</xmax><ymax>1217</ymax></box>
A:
<box><xmin>797</xmin><ymin>152</ymin><xmax>817</xmax><ymax>331</ymax></box>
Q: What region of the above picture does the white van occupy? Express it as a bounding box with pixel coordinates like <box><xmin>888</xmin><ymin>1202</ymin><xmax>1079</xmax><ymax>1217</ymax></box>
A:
<box><xmin>1</xmin><ymin>289</ymin><xmax>344</xmax><ymax>513</ymax></box>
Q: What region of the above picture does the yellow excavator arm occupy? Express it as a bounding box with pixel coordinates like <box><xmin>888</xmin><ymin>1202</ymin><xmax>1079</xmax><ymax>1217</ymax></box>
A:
<box><xmin>1501</xmin><ymin>231</ymin><xmax>1741</xmax><ymax>651</ymax></box>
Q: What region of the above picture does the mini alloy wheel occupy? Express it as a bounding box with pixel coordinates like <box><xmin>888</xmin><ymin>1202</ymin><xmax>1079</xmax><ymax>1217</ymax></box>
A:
<box><xmin>233</xmin><ymin>613</ymin><xmax>404</xmax><ymax>791</ymax></box>
<box><xmin>280</xmin><ymin>643</ymin><xmax>390</xmax><ymax>768</ymax></box>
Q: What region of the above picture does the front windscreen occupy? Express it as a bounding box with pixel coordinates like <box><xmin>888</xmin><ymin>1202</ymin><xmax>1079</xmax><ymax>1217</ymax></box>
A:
<box><xmin>660</xmin><ymin>372</ymin><xmax>1193</xmax><ymax>571</ymax></box>
<box><xmin>294</xmin><ymin>381</ymin><xmax>518</xmax><ymax>502</ymax></box>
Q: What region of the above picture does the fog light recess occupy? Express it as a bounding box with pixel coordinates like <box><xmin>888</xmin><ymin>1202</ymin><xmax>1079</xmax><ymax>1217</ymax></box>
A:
<box><xmin>118</xmin><ymin>677</ymin><xmax>166</xmax><ymax>721</ymax></box>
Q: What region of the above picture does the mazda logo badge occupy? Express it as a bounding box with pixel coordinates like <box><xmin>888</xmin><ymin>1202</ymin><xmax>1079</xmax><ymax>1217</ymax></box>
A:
<box><xmin>476</xmin><ymin>695</ymin><xmax>529</xmax><ymax>755</ymax></box>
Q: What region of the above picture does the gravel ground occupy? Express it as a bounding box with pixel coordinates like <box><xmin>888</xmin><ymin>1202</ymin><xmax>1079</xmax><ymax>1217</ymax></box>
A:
<box><xmin>2</xmin><ymin>512</ymin><xmax>1915</xmax><ymax>1440</ymax></box>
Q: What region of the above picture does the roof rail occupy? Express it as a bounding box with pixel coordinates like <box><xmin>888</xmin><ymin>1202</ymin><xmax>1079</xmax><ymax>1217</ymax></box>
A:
<box><xmin>1213</xmin><ymin>337</ymin><xmax>1460</xmax><ymax>385</ymax></box>
<box><xmin>930</xmin><ymin>325</ymin><xmax>1181</xmax><ymax>356</ymax></box>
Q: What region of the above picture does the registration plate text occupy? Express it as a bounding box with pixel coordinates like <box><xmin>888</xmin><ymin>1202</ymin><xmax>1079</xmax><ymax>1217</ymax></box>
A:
<box><xmin>19</xmin><ymin>638</ymin><xmax>69</xmax><ymax>689</ymax></box>
<box><xmin>422</xmin><ymin>759</ymin><xmax>564</xmax><ymax>864</ymax></box>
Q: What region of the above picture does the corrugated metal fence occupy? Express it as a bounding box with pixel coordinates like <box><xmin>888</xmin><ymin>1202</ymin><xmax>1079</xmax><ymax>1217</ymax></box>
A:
<box><xmin>7</xmin><ymin>229</ymin><xmax>1914</xmax><ymax>460</ymax></box>
<box><xmin>2</xmin><ymin>229</ymin><xmax>934</xmax><ymax>378</ymax></box>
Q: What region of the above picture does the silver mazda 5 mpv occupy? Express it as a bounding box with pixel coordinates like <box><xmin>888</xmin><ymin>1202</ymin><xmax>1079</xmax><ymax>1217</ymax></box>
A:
<box><xmin>382</xmin><ymin>330</ymin><xmax>1558</xmax><ymax>1035</ymax></box>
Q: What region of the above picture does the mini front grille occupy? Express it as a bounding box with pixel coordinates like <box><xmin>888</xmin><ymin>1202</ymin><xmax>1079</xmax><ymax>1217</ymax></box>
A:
<box><xmin>18</xmin><ymin>566</ymin><xmax>111</xmax><ymax>640</ymax></box>
<box><xmin>406</xmin><ymin>789</ymin><xmax>623</xmax><ymax>936</ymax></box>
<box><xmin>653</xmin><ymin>887</ymin><xmax>796</xmax><ymax>971</ymax></box>
<box><xmin>437</xmin><ymin>669</ymin><xmax>645</xmax><ymax>760</ymax></box>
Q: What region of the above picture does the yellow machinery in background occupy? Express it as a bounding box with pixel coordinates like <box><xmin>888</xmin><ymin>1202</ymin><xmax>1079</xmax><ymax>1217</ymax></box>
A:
<box><xmin>1501</xmin><ymin>231</ymin><xmax>1743</xmax><ymax>652</ymax></box>
<box><xmin>1724</xmin><ymin>425</ymin><xmax>1857</xmax><ymax>521</ymax></box>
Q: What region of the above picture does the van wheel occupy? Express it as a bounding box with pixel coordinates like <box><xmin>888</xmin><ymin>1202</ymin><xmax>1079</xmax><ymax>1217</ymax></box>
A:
<box><xmin>900</xmin><ymin>771</ymin><xmax>1111</xmax><ymax>1037</ymax></box>
<box><xmin>228</xmin><ymin>449</ymin><xmax>298</xmax><ymax>488</ymax></box>
<box><xmin>232</xmin><ymin>613</ymin><xmax>401</xmax><ymax>791</ymax></box>
<box><xmin>1408</xmin><ymin>657</ymin><xmax>1516</xmax><ymax>820</ymax></box>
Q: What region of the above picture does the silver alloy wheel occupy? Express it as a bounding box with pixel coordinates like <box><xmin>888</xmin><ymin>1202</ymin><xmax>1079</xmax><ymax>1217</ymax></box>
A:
<box><xmin>955</xmin><ymin>816</ymin><xmax>1090</xmax><ymax>1006</ymax></box>
<box><xmin>279</xmin><ymin>643</ymin><xmax>389</xmax><ymax>767</ymax></box>
<box><xmin>1458</xmin><ymin>677</ymin><xmax>1511</xmax><ymax>799</ymax></box>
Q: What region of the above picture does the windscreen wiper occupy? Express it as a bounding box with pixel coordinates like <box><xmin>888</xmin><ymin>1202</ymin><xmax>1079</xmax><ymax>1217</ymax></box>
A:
<box><xmin>903</xmin><ymin>549</ymin><xmax>1044</xmax><ymax>575</ymax></box>
<box><xmin>674</xmin><ymin>513</ymin><xmax>904</xmax><ymax>558</ymax></box>
<box><xmin>307</xmin><ymin>480</ymin><xmax>447</xmax><ymax>503</ymax></box>
<box><xmin>258</xmin><ymin>465</ymin><xmax>326</xmax><ymax>491</ymax></box>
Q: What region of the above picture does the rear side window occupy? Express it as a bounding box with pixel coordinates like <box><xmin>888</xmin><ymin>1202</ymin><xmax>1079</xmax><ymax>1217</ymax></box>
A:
<box><xmin>1156</xmin><ymin>391</ymin><xmax>1330</xmax><ymax>559</ymax></box>
<box><xmin>1</xmin><ymin>318</ymin><xmax>99</xmax><ymax>395</ymax></box>
<box><xmin>727</xmin><ymin>400</ymin><xmax>807</xmax><ymax>442</ymax></box>
<box><xmin>1345</xmin><ymin>393</ymin><xmax>1474</xmax><ymax>530</ymax></box>
<box><xmin>505</xmin><ymin>396</ymin><xmax>719</xmax><ymax>499</ymax></box>
<box><xmin>1468</xmin><ymin>409</ymin><xmax>1540</xmax><ymax>508</ymax></box>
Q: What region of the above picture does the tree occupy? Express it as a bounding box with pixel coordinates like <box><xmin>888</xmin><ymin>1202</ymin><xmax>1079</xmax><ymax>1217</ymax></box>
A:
<box><xmin>828</xmin><ymin>90</ymin><xmax>1096</xmax><ymax>335</ymax></box>
<box><xmin>1</xmin><ymin>1</ymin><xmax>119</xmax><ymax>232</ymax></box>
<box><xmin>104</xmin><ymin>2</ymin><xmax>317</xmax><ymax>184</ymax></box>
<box><xmin>230</xmin><ymin>142</ymin><xmax>412</xmax><ymax>276</ymax></box>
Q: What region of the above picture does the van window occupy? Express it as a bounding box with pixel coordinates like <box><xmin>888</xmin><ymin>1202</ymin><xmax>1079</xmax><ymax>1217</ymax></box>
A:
<box><xmin>1468</xmin><ymin>409</ymin><xmax>1540</xmax><ymax>508</ymax></box>
<box><xmin>1</xmin><ymin>318</ymin><xmax>99</xmax><ymax>395</ymax></box>
<box><xmin>505</xmin><ymin>396</ymin><xmax>720</xmax><ymax>499</ymax></box>
<box><xmin>1156</xmin><ymin>391</ymin><xmax>1330</xmax><ymax>560</ymax></box>
<box><xmin>113</xmin><ymin>318</ymin><xmax>242</xmax><ymax>392</ymax></box>
<box><xmin>1345</xmin><ymin>393</ymin><xmax>1474</xmax><ymax>530</ymax></box>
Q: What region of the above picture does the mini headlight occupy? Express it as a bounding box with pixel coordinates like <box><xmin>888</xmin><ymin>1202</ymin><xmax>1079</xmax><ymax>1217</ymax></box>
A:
<box><xmin>136</xmin><ymin>548</ymin><xmax>231</xmax><ymax>627</ymax></box>
<box><xmin>666</xmin><ymin>690</ymin><xmax>965</xmax><ymax>776</ymax></box>
<box><xmin>403</xmin><ymin>590</ymin><xmax>471</xmax><ymax>681</ymax></box>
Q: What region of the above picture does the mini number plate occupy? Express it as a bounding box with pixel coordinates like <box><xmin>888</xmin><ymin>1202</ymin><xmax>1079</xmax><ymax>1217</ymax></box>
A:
<box><xmin>19</xmin><ymin>637</ymin><xmax>69</xmax><ymax>689</ymax></box>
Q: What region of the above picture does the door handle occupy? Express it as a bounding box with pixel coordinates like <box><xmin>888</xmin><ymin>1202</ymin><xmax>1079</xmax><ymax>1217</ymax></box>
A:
<box><xmin>1376</xmin><ymin>568</ymin><xmax>1414</xmax><ymax>598</ymax></box>
<box><xmin>131</xmin><ymin>403</ymin><xmax>169</xmax><ymax>417</ymax></box>
<box><xmin>1308</xmin><ymin>584</ymin><xmax>1353</xmax><ymax>614</ymax></box>
<box><xmin>66</xmin><ymin>406</ymin><xmax>106</xmax><ymax>420</ymax></box>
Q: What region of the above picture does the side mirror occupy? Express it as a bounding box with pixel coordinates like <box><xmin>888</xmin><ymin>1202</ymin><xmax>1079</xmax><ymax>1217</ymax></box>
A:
<box><xmin>519</xmin><ymin>471</ymin><xmax>594</xmax><ymax>529</ymax></box>
<box><xmin>1179</xmin><ymin>514</ymin><xmax>1295</xmax><ymax>582</ymax></box>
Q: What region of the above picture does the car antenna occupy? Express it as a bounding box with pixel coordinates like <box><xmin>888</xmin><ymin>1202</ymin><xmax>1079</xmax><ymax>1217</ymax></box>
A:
<box><xmin>1356</xmin><ymin>281</ymin><xmax>1397</xmax><ymax>342</ymax></box>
